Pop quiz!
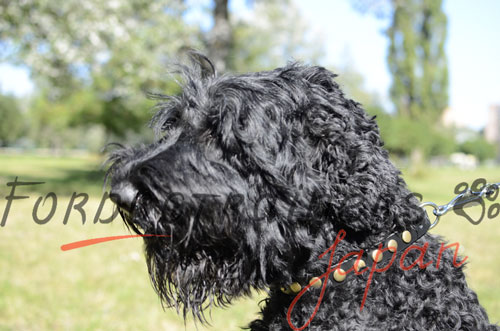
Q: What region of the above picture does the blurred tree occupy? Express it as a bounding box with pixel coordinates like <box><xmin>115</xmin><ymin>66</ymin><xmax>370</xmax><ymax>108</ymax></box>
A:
<box><xmin>459</xmin><ymin>137</ymin><xmax>496</xmax><ymax>162</ymax></box>
<box><xmin>229</xmin><ymin>0</ymin><xmax>324</xmax><ymax>72</ymax></box>
<box><xmin>0</xmin><ymin>0</ymin><xmax>195</xmax><ymax>138</ymax></box>
<box><xmin>203</xmin><ymin>0</ymin><xmax>323</xmax><ymax>73</ymax></box>
<box><xmin>0</xmin><ymin>93</ymin><xmax>25</xmax><ymax>146</ymax></box>
<box><xmin>352</xmin><ymin>0</ymin><xmax>448</xmax><ymax>121</ymax></box>
<box><xmin>29</xmin><ymin>90</ymin><xmax>92</xmax><ymax>148</ymax></box>
<box><xmin>0</xmin><ymin>0</ymin><xmax>192</xmax><ymax>95</ymax></box>
<box><xmin>205</xmin><ymin>0</ymin><xmax>232</xmax><ymax>73</ymax></box>
<box><xmin>373</xmin><ymin>112</ymin><xmax>455</xmax><ymax>158</ymax></box>
<box><xmin>1</xmin><ymin>0</ymin><xmax>323</xmax><ymax>144</ymax></box>
<box><xmin>386</xmin><ymin>0</ymin><xmax>450</xmax><ymax>166</ymax></box>
<box><xmin>352</xmin><ymin>0</ymin><xmax>450</xmax><ymax>164</ymax></box>
<box><xmin>334</xmin><ymin>61</ymin><xmax>384</xmax><ymax>114</ymax></box>
<box><xmin>387</xmin><ymin>0</ymin><xmax>448</xmax><ymax>121</ymax></box>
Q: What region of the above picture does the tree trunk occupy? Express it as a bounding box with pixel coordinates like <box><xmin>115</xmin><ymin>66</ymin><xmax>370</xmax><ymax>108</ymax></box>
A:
<box><xmin>207</xmin><ymin>0</ymin><xmax>233</xmax><ymax>73</ymax></box>
<box><xmin>409</xmin><ymin>147</ymin><xmax>425</xmax><ymax>176</ymax></box>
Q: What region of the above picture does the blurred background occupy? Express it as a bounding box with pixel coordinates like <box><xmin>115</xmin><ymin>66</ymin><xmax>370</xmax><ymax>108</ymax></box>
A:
<box><xmin>0</xmin><ymin>0</ymin><xmax>498</xmax><ymax>329</ymax></box>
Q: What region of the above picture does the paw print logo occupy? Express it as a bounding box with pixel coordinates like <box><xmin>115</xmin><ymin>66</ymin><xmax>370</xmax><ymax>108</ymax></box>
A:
<box><xmin>486</xmin><ymin>184</ymin><xmax>500</xmax><ymax>220</ymax></box>
<box><xmin>453</xmin><ymin>178</ymin><xmax>500</xmax><ymax>224</ymax></box>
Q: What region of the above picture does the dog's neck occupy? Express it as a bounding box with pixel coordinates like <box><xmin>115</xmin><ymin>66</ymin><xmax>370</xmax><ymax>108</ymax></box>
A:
<box><xmin>276</xmin><ymin>211</ymin><xmax>431</xmax><ymax>295</ymax></box>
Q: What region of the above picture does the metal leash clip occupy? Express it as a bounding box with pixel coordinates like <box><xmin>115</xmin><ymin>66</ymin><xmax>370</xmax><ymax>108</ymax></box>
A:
<box><xmin>420</xmin><ymin>182</ymin><xmax>500</xmax><ymax>229</ymax></box>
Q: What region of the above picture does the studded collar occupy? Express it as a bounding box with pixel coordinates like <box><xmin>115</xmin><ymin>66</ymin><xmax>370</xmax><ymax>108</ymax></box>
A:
<box><xmin>279</xmin><ymin>214</ymin><xmax>431</xmax><ymax>294</ymax></box>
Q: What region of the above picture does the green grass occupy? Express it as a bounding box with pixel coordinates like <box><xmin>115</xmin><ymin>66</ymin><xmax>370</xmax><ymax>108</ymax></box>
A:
<box><xmin>0</xmin><ymin>153</ymin><xmax>105</xmax><ymax>196</ymax></box>
<box><xmin>0</xmin><ymin>153</ymin><xmax>498</xmax><ymax>330</ymax></box>
<box><xmin>402</xmin><ymin>164</ymin><xmax>500</xmax><ymax>323</ymax></box>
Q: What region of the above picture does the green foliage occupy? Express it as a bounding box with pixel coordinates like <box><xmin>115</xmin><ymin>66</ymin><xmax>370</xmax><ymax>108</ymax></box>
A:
<box><xmin>374</xmin><ymin>111</ymin><xmax>456</xmax><ymax>157</ymax></box>
<box><xmin>334</xmin><ymin>63</ymin><xmax>383</xmax><ymax>112</ymax></box>
<box><xmin>459</xmin><ymin>137</ymin><xmax>497</xmax><ymax>162</ymax></box>
<box><xmin>387</xmin><ymin>0</ymin><xmax>448</xmax><ymax>121</ymax></box>
<box><xmin>332</xmin><ymin>64</ymin><xmax>455</xmax><ymax>159</ymax></box>
<box><xmin>333</xmin><ymin>64</ymin><xmax>455</xmax><ymax>159</ymax></box>
<box><xmin>0</xmin><ymin>93</ymin><xmax>25</xmax><ymax>146</ymax></box>
<box><xmin>352</xmin><ymin>0</ymin><xmax>451</xmax><ymax>159</ymax></box>
<box><xmin>29</xmin><ymin>90</ymin><xmax>93</xmax><ymax>148</ymax></box>
<box><xmin>0</xmin><ymin>0</ymin><xmax>191</xmax><ymax>95</ymax></box>
<box><xmin>29</xmin><ymin>87</ymin><xmax>158</xmax><ymax>149</ymax></box>
<box><xmin>1</xmin><ymin>0</ymin><xmax>323</xmax><ymax>142</ymax></box>
<box><xmin>1</xmin><ymin>0</ymin><xmax>194</xmax><ymax>139</ymax></box>
<box><xmin>229</xmin><ymin>0</ymin><xmax>324</xmax><ymax>72</ymax></box>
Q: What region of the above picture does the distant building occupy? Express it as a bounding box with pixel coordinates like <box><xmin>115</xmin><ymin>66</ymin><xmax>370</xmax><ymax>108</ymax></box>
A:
<box><xmin>441</xmin><ymin>107</ymin><xmax>475</xmax><ymax>144</ymax></box>
<box><xmin>485</xmin><ymin>105</ymin><xmax>500</xmax><ymax>158</ymax></box>
<box><xmin>442</xmin><ymin>107</ymin><xmax>465</xmax><ymax>128</ymax></box>
<box><xmin>441</xmin><ymin>106</ymin><xmax>476</xmax><ymax>129</ymax></box>
<box><xmin>485</xmin><ymin>105</ymin><xmax>500</xmax><ymax>142</ymax></box>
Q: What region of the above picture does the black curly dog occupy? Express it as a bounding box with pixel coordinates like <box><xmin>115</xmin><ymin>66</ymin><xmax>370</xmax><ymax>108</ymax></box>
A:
<box><xmin>107</xmin><ymin>54</ymin><xmax>498</xmax><ymax>330</ymax></box>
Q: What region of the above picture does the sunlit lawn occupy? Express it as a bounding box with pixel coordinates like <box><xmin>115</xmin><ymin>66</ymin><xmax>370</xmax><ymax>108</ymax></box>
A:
<box><xmin>0</xmin><ymin>153</ymin><xmax>498</xmax><ymax>330</ymax></box>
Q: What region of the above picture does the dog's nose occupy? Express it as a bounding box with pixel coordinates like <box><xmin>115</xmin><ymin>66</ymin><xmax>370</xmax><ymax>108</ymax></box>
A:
<box><xmin>109</xmin><ymin>182</ymin><xmax>138</xmax><ymax>212</ymax></box>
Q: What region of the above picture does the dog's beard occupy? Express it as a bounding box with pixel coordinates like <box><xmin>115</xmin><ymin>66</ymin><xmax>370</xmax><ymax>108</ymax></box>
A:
<box><xmin>119</xmin><ymin>194</ymin><xmax>253</xmax><ymax>323</ymax></box>
<box><xmin>144</xmin><ymin>239</ymin><xmax>250</xmax><ymax>323</ymax></box>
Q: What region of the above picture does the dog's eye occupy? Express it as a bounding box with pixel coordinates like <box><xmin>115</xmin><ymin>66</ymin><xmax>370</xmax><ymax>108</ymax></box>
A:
<box><xmin>238</xmin><ymin>111</ymin><xmax>249</xmax><ymax>130</ymax></box>
<box><xmin>265</xmin><ymin>108</ymin><xmax>276</xmax><ymax>121</ymax></box>
<box><xmin>162</xmin><ymin>118</ymin><xmax>178</xmax><ymax>131</ymax></box>
<box><xmin>158</xmin><ymin>135</ymin><xmax>169</xmax><ymax>144</ymax></box>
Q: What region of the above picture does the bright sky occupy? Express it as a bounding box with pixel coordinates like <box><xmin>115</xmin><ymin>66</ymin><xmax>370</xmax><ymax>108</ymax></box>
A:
<box><xmin>294</xmin><ymin>0</ymin><xmax>500</xmax><ymax>130</ymax></box>
<box><xmin>1</xmin><ymin>0</ymin><xmax>499</xmax><ymax>130</ymax></box>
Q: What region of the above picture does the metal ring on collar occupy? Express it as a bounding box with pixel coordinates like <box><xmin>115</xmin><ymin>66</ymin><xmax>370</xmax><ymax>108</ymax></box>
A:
<box><xmin>419</xmin><ymin>201</ymin><xmax>440</xmax><ymax>229</ymax></box>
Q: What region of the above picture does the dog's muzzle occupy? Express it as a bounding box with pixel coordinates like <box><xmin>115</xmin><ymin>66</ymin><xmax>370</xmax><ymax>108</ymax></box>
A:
<box><xmin>109</xmin><ymin>181</ymin><xmax>138</xmax><ymax>214</ymax></box>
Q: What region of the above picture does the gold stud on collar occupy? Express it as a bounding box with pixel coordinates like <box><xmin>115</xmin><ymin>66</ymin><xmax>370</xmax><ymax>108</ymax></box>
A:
<box><xmin>309</xmin><ymin>277</ymin><xmax>322</xmax><ymax>288</ymax></box>
<box><xmin>387</xmin><ymin>239</ymin><xmax>398</xmax><ymax>252</ymax></box>
<box><xmin>280</xmin><ymin>286</ymin><xmax>292</xmax><ymax>294</ymax></box>
<box><xmin>354</xmin><ymin>259</ymin><xmax>366</xmax><ymax>272</ymax></box>
<box><xmin>402</xmin><ymin>230</ymin><xmax>412</xmax><ymax>243</ymax></box>
<box><xmin>333</xmin><ymin>268</ymin><xmax>346</xmax><ymax>282</ymax></box>
<box><xmin>280</xmin><ymin>228</ymin><xmax>421</xmax><ymax>295</ymax></box>
<box><xmin>371</xmin><ymin>249</ymin><xmax>383</xmax><ymax>262</ymax></box>
<box><xmin>290</xmin><ymin>282</ymin><xmax>302</xmax><ymax>293</ymax></box>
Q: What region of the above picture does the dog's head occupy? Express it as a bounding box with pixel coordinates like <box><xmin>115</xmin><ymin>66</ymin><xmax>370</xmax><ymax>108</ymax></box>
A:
<box><xmin>107</xmin><ymin>54</ymin><xmax>421</xmax><ymax>320</ymax></box>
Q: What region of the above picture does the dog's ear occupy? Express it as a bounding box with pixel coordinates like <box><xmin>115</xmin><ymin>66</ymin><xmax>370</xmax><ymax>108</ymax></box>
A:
<box><xmin>177</xmin><ymin>47</ymin><xmax>217</xmax><ymax>79</ymax></box>
<box><xmin>301</xmin><ymin>66</ymin><xmax>339</xmax><ymax>93</ymax></box>
<box><xmin>188</xmin><ymin>50</ymin><xmax>217</xmax><ymax>79</ymax></box>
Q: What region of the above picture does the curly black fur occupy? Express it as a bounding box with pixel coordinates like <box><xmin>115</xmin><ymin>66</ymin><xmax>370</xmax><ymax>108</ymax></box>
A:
<box><xmin>107</xmin><ymin>54</ymin><xmax>498</xmax><ymax>330</ymax></box>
